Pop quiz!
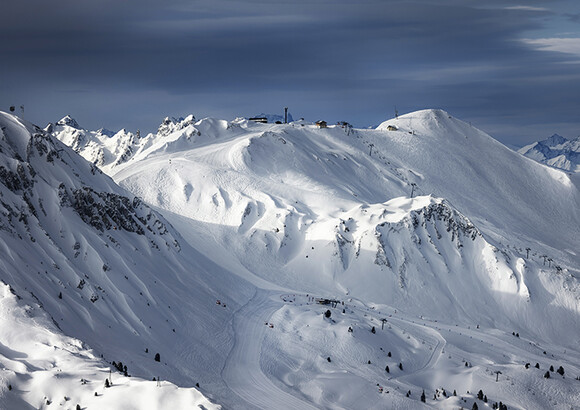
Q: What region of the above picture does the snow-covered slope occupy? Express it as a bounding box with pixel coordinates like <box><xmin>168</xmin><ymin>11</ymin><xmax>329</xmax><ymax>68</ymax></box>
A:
<box><xmin>0</xmin><ymin>112</ymin><xmax>249</xmax><ymax>408</ymax></box>
<box><xmin>518</xmin><ymin>134</ymin><xmax>580</xmax><ymax>173</ymax></box>
<box><xmin>0</xmin><ymin>283</ymin><xmax>216</xmax><ymax>409</ymax></box>
<box><xmin>109</xmin><ymin>109</ymin><xmax>577</xmax><ymax>327</ymax></box>
<box><xmin>105</xmin><ymin>109</ymin><xmax>580</xmax><ymax>407</ymax></box>
<box><xmin>7</xmin><ymin>109</ymin><xmax>580</xmax><ymax>409</ymax></box>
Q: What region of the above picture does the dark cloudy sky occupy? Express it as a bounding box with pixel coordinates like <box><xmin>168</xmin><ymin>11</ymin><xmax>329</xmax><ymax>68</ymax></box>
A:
<box><xmin>1</xmin><ymin>0</ymin><xmax>579</xmax><ymax>146</ymax></box>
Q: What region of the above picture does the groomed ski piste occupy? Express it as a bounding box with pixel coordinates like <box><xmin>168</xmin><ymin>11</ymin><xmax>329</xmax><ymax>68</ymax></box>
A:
<box><xmin>0</xmin><ymin>109</ymin><xmax>578</xmax><ymax>409</ymax></box>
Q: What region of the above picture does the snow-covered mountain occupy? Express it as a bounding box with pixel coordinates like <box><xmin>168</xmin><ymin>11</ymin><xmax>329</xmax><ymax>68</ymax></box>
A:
<box><xmin>0</xmin><ymin>112</ymin><xmax>242</xmax><ymax>408</ymax></box>
<box><xmin>46</xmin><ymin>115</ymin><xmax>145</xmax><ymax>174</ymax></box>
<box><xmin>0</xmin><ymin>283</ymin><xmax>217</xmax><ymax>410</ymax></box>
<box><xmin>108</xmin><ymin>109</ymin><xmax>580</xmax><ymax>335</ymax></box>
<box><xmin>518</xmin><ymin>134</ymin><xmax>580</xmax><ymax>172</ymax></box>
<box><xmin>3</xmin><ymin>109</ymin><xmax>580</xmax><ymax>409</ymax></box>
<box><xmin>49</xmin><ymin>113</ymin><xmax>291</xmax><ymax>174</ymax></box>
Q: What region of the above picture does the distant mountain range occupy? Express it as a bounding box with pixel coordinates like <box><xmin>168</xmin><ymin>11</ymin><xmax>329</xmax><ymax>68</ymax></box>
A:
<box><xmin>518</xmin><ymin>134</ymin><xmax>580</xmax><ymax>172</ymax></box>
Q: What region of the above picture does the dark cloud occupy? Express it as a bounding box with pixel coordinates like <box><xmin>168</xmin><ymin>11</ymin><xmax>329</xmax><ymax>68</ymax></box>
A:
<box><xmin>1</xmin><ymin>0</ymin><xmax>578</xmax><ymax>145</ymax></box>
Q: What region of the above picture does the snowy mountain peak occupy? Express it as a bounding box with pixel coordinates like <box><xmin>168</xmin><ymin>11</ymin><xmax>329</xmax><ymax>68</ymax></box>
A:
<box><xmin>97</xmin><ymin>127</ymin><xmax>115</xmax><ymax>137</ymax></box>
<box><xmin>376</xmin><ymin>108</ymin><xmax>458</xmax><ymax>133</ymax></box>
<box><xmin>405</xmin><ymin>107</ymin><xmax>450</xmax><ymax>119</ymax></box>
<box><xmin>57</xmin><ymin>114</ymin><xmax>81</xmax><ymax>129</ymax></box>
<box><xmin>157</xmin><ymin>115</ymin><xmax>196</xmax><ymax>137</ymax></box>
<box><xmin>539</xmin><ymin>133</ymin><xmax>567</xmax><ymax>147</ymax></box>
<box><xmin>518</xmin><ymin>132</ymin><xmax>580</xmax><ymax>172</ymax></box>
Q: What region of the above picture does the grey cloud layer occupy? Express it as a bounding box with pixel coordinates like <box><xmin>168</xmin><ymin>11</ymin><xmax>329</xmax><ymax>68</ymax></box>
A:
<box><xmin>1</xmin><ymin>0</ymin><xmax>578</xmax><ymax>145</ymax></box>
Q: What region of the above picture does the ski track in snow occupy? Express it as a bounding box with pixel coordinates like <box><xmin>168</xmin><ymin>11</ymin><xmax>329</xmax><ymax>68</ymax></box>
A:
<box><xmin>221</xmin><ymin>288</ymin><xmax>319</xmax><ymax>410</ymax></box>
<box><xmin>390</xmin><ymin>316</ymin><xmax>447</xmax><ymax>377</ymax></box>
<box><xmin>332</xmin><ymin>299</ymin><xmax>449</xmax><ymax>383</ymax></box>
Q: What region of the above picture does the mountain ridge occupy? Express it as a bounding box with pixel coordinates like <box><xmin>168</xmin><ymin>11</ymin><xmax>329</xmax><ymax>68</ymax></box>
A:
<box><xmin>518</xmin><ymin>133</ymin><xmax>580</xmax><ymax>173</ymax></box>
